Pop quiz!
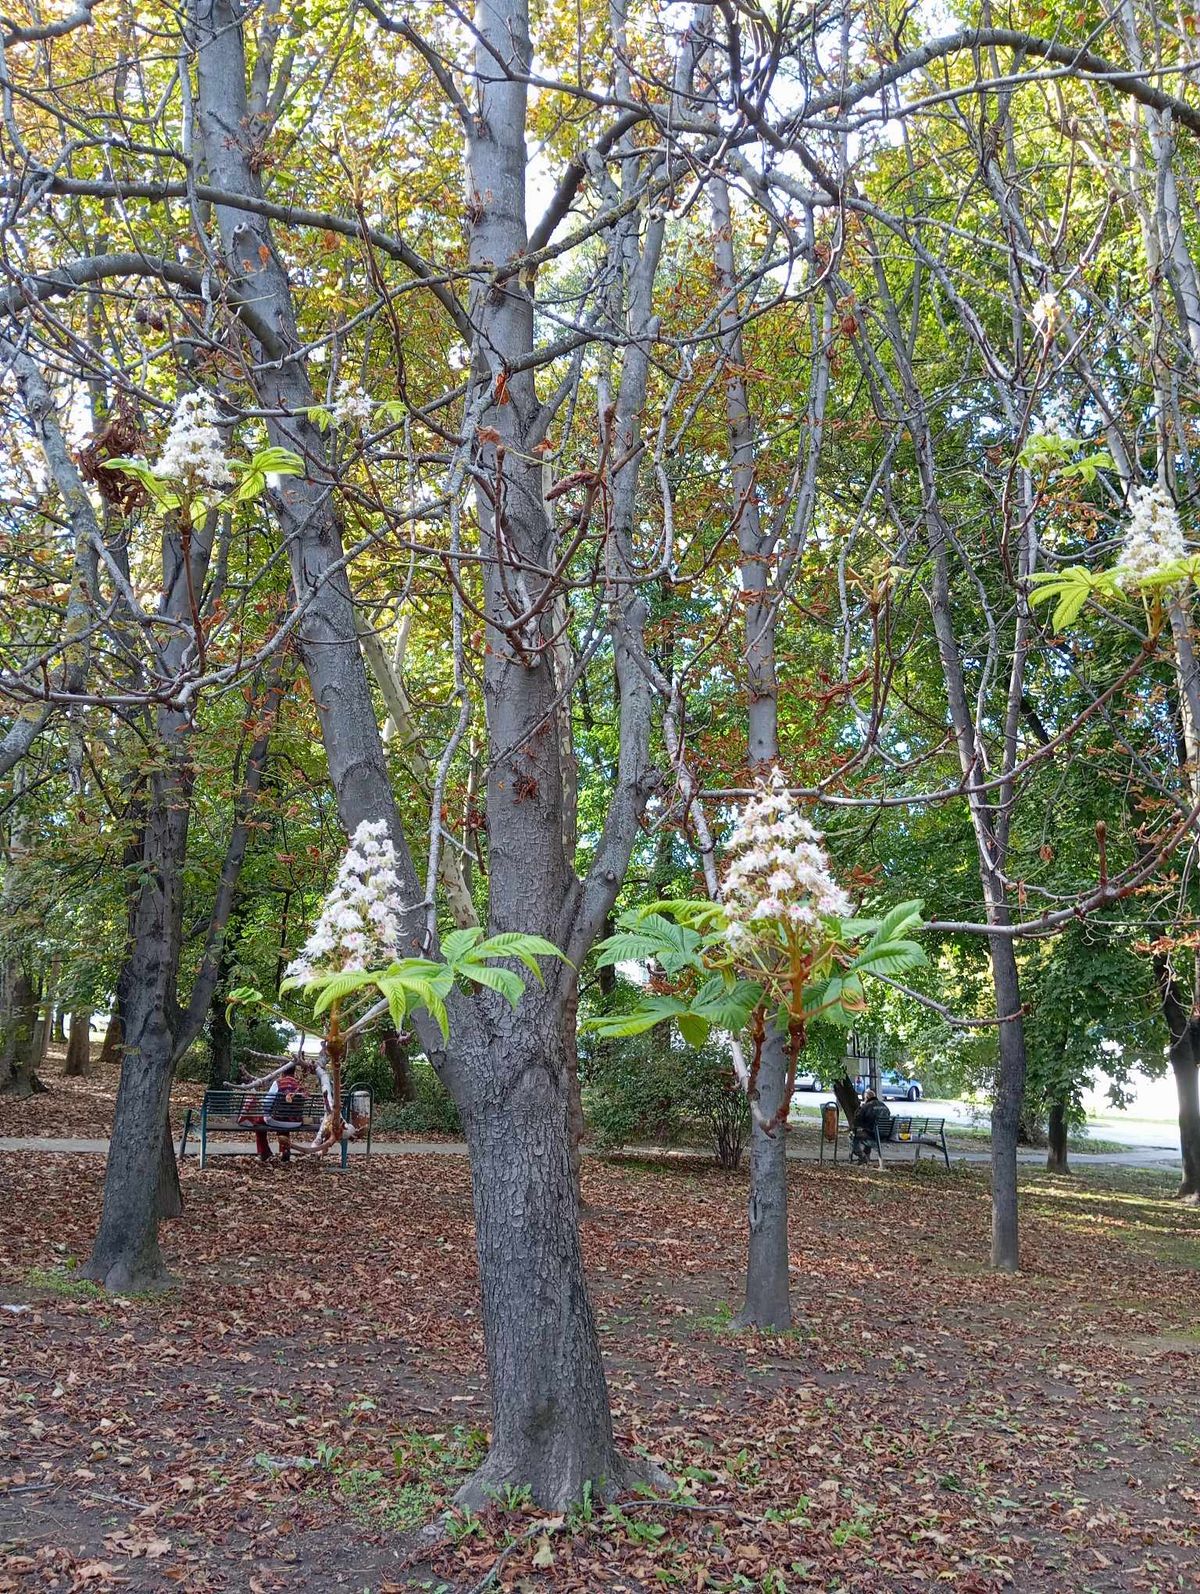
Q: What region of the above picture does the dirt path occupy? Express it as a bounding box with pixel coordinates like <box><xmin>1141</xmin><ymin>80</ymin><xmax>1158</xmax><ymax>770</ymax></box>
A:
<box><xmin>0</xmin><ymin>1133</ymin><xmax>1184</xmax><ymax>1169</ymax></box>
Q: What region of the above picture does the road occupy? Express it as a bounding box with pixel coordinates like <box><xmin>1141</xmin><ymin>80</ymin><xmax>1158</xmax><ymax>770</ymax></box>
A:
<box><xmin>788</xmin><ymin>1091</ymin><xmax>1182</xmax><ymax>1155</ymax></box>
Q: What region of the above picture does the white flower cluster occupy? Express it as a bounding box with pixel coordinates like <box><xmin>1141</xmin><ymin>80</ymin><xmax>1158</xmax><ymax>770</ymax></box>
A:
<box><xmin>155</xmin><ymin>392</ymin><xmax>233</xmax><ymax>493</ymax></box>
<box><xmin>1032</xmin><ymin>292</ymin><xmax>1060</xmax><ymax>331</ymax></box>
<box><xmin>284</xmin><ymin>820</ymin><xmax>405</xmax><ymax>981</ymax></box>
<box><xmin>332</xmin><ymin>381</ymin><xmax>374</xmax><ymax>432</ymax></box>
<box><xmin>1115</xmin><ymin>485</ymin><xmax>1186</xmax><ymax>587</ymax></box>
<box><xmin>722</xmin><ymin>770</ymin><xmax>851</xmax><ymax>947</ymax></box>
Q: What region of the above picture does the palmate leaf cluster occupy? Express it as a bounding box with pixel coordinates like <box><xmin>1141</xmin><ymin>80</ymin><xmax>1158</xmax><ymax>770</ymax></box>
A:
<box><xmin>274</xmin><ymin>928</ymin><xmax>570</xmax><ymax>1040</ymax></box>
<box><xmin>1030</xmin><ymin>559</ymin><xmax>1200</xmax><ymax>631</ymax></box>
<box><xmin>105</xmin><ymin>447</ymin><xmax>305</xmax><ymax>520</ymax></box>
<box><xmin>584</xmin><ymin>898</ymin><xmax>926</xmax><ymax>1051</ymax></box>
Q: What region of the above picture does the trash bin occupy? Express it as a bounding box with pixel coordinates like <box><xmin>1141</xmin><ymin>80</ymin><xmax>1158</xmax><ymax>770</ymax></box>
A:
<box><xmin>820</xmin><ymin>1100</ymin><xmax>840</xmax><ymax>1163</ymax></box>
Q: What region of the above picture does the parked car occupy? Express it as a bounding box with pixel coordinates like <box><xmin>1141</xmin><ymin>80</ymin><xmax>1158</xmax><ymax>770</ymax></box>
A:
<box><xmin>791</xmin><ymin>1073</ymin><xmax>821</xmax><ymax>1093</ymax></box>
<box><xmin>878</xmin><ymin>1070</ymin><xmax>923</xmax><ymax>1102</ymax></box>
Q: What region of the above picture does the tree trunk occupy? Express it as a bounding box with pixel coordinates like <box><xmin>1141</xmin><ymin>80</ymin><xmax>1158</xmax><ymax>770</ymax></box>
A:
<box><xmin>53</xmin><ymin>1009</ymin><xmax>67</xmax><ymax>1044</ymax></box>
<box><xmin>80</xmin><ymin>997</ymin><xmax>178</xmax><ymax>1290</ymax></box>
<box><xmin>63</xmin><ymin>1011</ymin><xmax>92</xmax><ymax>1077</ymax></box>
<box><xmin>563</xmin><ymin>982</ymin><xmax>584</xmax><ymax>1202</ymax></box>
<box><xmin>207</xmin><ymin>983</ymin><xmax>232</xmax><ymax>1088</ymax></box>
<box><xmin>1173</xmin><ymin>1054</ymin><xmax>1200</xmax><ymax>1201</ymax></box>
<box><xmin>381</xmin><ymin>1025</ymin><xmax>416</xmax><ymax>1103</ymax></box>
<box><xmin>1153</xmin><ymin>954</ymin><xmax>1200</xmax><ymax>1200</ymax></box>
<box><xmin>99</xmin><ymin>1011</ymin><xmax>122</xmax><ymax>1069</ymax></box>
<box><xmin>989</xmin><ymin>933</ymin><xmax>1027</xmax><ymax>1271</ymax></box>
<box><xmin>1046</xmin><ymin>1098</ymin><xmax>1070</xmax><ymax>1174</ymax></box>
<box><xmin>832</xmin><ymin>1072</ymin><xmax>860</xmax><ymax>1127</ymax></box>
<box><xmin>455</xmin><ymin>1020</ymin><xmax>654</xmax><ymax>1510</ymax></box>
<box><xmin>734</xmin><ymin>1028</ymin><xmax>792</xmax><ymax>1331</ymax></box>
<box><xmin>81</xmin><ymin>697</ymin><xmax>192</xmax><ymax>1289</ymax></box>
<box><xmin>0</xmin><ymin>966</ymin><xmax>46</xmax><ymax>1097</ymax></box>
<box><xmin>157</xmin><ymin>1118</ymin><xmax>183</xmax><ymax>1220</ymax></box>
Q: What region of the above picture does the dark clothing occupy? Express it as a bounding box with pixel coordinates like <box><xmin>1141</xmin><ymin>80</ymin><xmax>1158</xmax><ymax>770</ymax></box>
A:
<box><xmin>850</xmin><ymin>1099</ymin><xmax>892</xmax><ymax>1163</ymax></box>
<box><xmin>243</xmin><ymin>1070</ymin><xmax>304</xmax><ymax>1162</ymax></box>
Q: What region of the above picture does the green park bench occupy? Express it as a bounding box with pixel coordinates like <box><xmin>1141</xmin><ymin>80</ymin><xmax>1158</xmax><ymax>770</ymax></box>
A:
<box><xmin>819</xmin><ymin>1103</ymin><xmax>951</xmax><ymax>1168</ymax></box>
<box><xmin>178</xmin><ymin>1086</ymin><xmax>373</xmax><ymax>1170</ymax></box>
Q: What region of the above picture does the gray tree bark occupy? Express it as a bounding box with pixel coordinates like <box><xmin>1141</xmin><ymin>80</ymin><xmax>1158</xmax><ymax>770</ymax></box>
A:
<box><xmin>1046</xmin><ymin>1098</ymin><xmax>1070</xmax><ymax>1174</ymax></box>
<box><xmin>1155</xmin><ymin>953</ymin><xmax>1200</xmax><ymax>1201</ymax></box>
<box><xmin>63</xmin><ymin>1012</ymin><xmax>92</xmax><ymax>1077</ymax></box>
<box><xmin>185</xmin><ymin>0</ymin><xmax>663</xmax><ymax>1505</ymax></box>
<box><xmin>99</xmin><ymin>1011</ymin><xmax>122</xmax><ymax>1070</ymax></box>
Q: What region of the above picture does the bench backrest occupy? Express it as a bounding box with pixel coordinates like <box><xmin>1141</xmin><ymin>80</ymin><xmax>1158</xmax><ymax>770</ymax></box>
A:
<box><xmin>201</xmin><ymin>1086</ymin><xmax>372</xmax><ymax>1126</ymax></box>
<box><xmin>203</xmin><ymin>1088</ymin><xmax>323</xmax><ymax>1128</ymax></box>
<box><xmin>888</xmin><ymin>1115</ymin><xmax>945</xmax><ymax>1141</ymax></box>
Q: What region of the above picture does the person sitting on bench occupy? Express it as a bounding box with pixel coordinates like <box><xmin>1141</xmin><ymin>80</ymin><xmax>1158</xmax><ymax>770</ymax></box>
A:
<box><xmin>850</xmin><ymin>1089</ymin><xmax>892</xmax><ymax>1166</ymax></box>
<box><xmin>240</xmin><ymin>1061</ymin><xmax>308</xmax><ymax>1164</ymax></box>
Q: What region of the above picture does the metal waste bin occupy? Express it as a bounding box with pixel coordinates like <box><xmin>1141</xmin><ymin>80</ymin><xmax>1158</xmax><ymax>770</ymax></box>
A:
<box><xmin>820</xmin><ymin>1100</ymin><xmax>840</xmax><ymax>1163</ymax></box>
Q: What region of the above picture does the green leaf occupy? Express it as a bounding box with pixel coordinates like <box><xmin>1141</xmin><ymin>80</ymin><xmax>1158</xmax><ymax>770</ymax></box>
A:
<box><xmin>678</xmin><ymin>1011</ymin><xmax>711</xmax><ymax>1047</ymax></box>
<box><xmin>690</xmin><ymin>975</ymin><xmax>763</xmax><ymax>1031</ymax></box>
<box><xmin>224</xmin><ymin>986</ymin><xmax>265</xmax><ymax>1023</ymax></box>
<box><xmin>1053</xmin><ymin>583</ymin><xmax>1091</xmax><ymax>630</ymax></box>
<box><xmin>104</xmin><ymin>458</ymin><xmax>181</xmax><ymax>509</ymax></box>
<box><xmin>472</xmin><ymin>931</ymin><xmax>572</xmax><ymax>983</ymax></box>
<box><xmin>594</xmin><ymin>930</ymin><xmax>675</xmax><ymax>969</ymax></box>
<box><xmin>244</xmin><ymin>446</ymin><xmax>305</xmax><ymax>476</ymax></box>
<box><xmin>851</xmin><ymin>938</ymin><xmax>927</xmax><ymax>975</ymax></box>
<box><xmin>310</xmin><ymin>970</ymin><xmax>377</xmax><ymax>1014</ymax></box>
<box><xmin>632</xmin><ymin>899</ymin><xmax>727</xmax><ymax>932</ymax></box>
<box><xmin>457</xmin><ymin>961</ymin><xmax>525</xmax><ymax>1008</ymax></box>
<box><xmin>581</xmin><ymin>995</ymin><xmax>688</xmax><ymax>1038</ymax></box>
<box><xmin>377</xmin><ymin>972</ymin><xmax>450</xmax><ymax>1040</ymax></box>
<box><xmin>441</xmin><ymin>927</ymin><xmax>485</xmax><ymax>965</ymax></box>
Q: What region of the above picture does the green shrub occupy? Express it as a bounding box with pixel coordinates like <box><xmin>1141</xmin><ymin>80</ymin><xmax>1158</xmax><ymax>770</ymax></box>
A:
<box><xmin>374</xmin><ymin>1063</ymin><xmax>461</xmax><ymax>1135</ymax></box>
<box><xmin>231</xmin><ymin>1012</ymin><xmax>292</xmax><ymax>1075</ymax></box>
<box><xmin>580</xmin><ymin>1028</ymin><xmax>748</xmax><ymax>1167</ymax></box>
<box><xmin>344</xmin><ymin>1034</ymin><xmax>395</xmax><ymax>1105</ymax></box>
<box><xmin>580</xmin><ymin>1030</ymin><xmax>686</xmax><ymax>1149</ymax></box>
<box><xmin>685</xmin><ymin>1052</ymin><xmax>750</xmax><ymax>1170</ymax></box>
<box><xmin>175</xmin><ymin>1040</ymin><xmax>211</xmax><ymax>1083</ymax></box>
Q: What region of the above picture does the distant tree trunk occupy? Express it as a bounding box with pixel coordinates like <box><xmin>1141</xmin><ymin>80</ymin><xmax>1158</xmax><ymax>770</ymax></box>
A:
<box><xmin>1046</xmin><ymin>1099</ymin><xmax>1070</xmax><ymax>1173</ymax></box>
<box><xmin>1154</xmin><ymin>953</ymin><xmax>1200</xmax><ymax>1201</ymax></box>
<box><xmin>53</xmin><ymin>1009</ymin><xmax>67</xmax><ymax>1044</ymax></box>
<box><xmin>63</xmin><ymin>1011</ymin><xmax>92</xmax><ymax>1077</ymax></box>
<box><xmin>99</xmin><ymin>1011</ymin><xmax>123</xmax><ymax>1069</ymax></box>
<box><xmin>381</xmin><ymin>1024</ymin><xmax>416</xmax><ymax>1102</ymax></box>
<box><xmin>1174</xmin><ymin>1056</ymin><xmax>1200</xmax><ymax>1203</ymax></box>
<box><xmin>832</xmin><ymin>1072</ymin><xmax>860</xmax><ymax>1127</ymax></box>
<box><xmin>207</xmin><ymin>983</ymin><xmax>233</xmax><ymax>1088</ymax></box>
<box><xmin>0</xmin><ymin>966</ymin><xmax>46</xmax><ymax>1097</ymax></box>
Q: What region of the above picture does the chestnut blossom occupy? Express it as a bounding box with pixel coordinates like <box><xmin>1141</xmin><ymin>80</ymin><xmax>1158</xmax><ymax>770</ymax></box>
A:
<box><xmin>1115</xmin><ymin>485</ymin><xmax>1186</xmax><ymax>588</ymax></box>
<box><xmin>155</xmin><ymin>392</ymin><xmax>233</xmax><ymax>493</ymax></box>
<box><xmin>1032</xmin><ymin>292</ymin><xmax>1060</xmax><ymax>332</ymax></box>
<box><xmin>331</xmin><ymin>381</ymin><xmax>374</xmax><ymax>432</ymax></box>
<box><xmin>284</xmin><ymin>819</ymin><xmax>405</xmax><ymax>980</ymax></box>
<box><xmin>722</xmin><ymin>771</ymin><xmax>850</xmax><ymax>947</ymax></box>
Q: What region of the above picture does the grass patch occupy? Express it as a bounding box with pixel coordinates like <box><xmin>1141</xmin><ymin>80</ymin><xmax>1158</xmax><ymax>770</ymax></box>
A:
<box><xmin>945</xmin><ymin>1125</ymin><xmax>1134</xmax><ymax>1155</ymax></box>
<box><xmin>25</xmin><ymin>1264</ymin><xmax>102</xmax><ymax>1300</ymax></box>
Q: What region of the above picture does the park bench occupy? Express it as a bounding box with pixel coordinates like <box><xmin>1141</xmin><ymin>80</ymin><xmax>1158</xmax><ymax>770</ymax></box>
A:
<box><xmin>819</xmin><ymin>1103</ymin><xmax>950</xmax><ymax>1168</ymax></box>
<box><xmin>179</xmin><ymin>1087</ymin><xmax>373</xmax><ymax>1170</ymax></box>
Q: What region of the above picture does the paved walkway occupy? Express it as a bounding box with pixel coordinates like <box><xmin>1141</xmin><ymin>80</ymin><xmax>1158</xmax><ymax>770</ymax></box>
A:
<box><xmin>0</xmin><ymin>1135</ymin><xmax>1182</xmax><ymax>1169</ymax></box>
